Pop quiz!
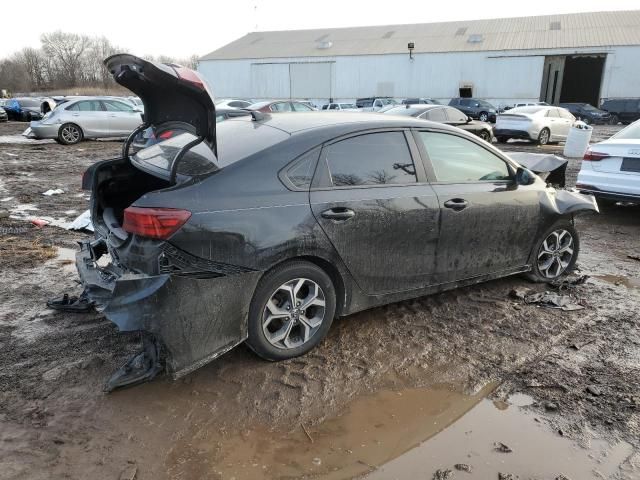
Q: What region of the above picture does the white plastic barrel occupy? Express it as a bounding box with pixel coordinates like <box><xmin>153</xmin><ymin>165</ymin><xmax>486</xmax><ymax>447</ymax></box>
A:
<box><xmin>563</xmin><ymin>122</ymin><xmax>593</xmax><ymax>158</ymax></box>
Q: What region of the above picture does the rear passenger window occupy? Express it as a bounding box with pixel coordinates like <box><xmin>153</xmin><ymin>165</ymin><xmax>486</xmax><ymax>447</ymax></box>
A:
<box><xmin>324</xmin><ymin>132</ymin><xmax>416</xmax><ymax>187</ymax></box>
<box><xmin>285</xmin><ymin>148</ymin><xmax>319</xmax><ymax>189</ymax></box>
<box><xmin>424</xmin><ymin>108</ymin><xmax>447</xmax><ymax>122</ymax></box>
<box><xmin>418</xmin><ymin>132</ymin><xmax>511</xmax><ymax>182</ymax></box>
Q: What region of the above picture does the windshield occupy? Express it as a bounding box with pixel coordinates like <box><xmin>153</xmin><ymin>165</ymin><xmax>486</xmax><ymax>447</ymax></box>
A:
<box><xmin>381</xmin><ymin>98</ymin><xmax>397</xmax><ymax>106</ymax></box>
<box><xmin>478</xmin><ymin>100</ymin><xmax>494</xmax><ymax>108</ymax></box>
<box><xmin>612</xmin><ymin>121</ymin><xmax>640</xmax><ymax>140</ymax></box>
<box><xmin>582</xmin><ymin>104</ymin><xmax>598</xmax><ymax>111</ymax></box>
<box><xmin>339</xmin><ymin>104</ymin><xmax>355</xmax><ymax>109</ymax></box>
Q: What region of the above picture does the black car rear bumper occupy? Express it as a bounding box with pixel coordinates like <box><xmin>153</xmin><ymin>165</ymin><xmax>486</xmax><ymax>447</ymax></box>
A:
<box><xmin>76</xmin><ymin>238</ymin><xmax>262</xmax><ymax>377</ymax></box>
<box><xmin>494</xmin><ymin>129</ymin><xmax>532</xmax><ymax>140</ymax></box>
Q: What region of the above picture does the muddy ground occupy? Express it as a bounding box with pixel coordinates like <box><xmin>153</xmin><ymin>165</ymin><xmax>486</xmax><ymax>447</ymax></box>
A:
<box><xmin>0</xmin><ymin>120</ymin><xmax>638</xmax><ymax>479</ymax></box>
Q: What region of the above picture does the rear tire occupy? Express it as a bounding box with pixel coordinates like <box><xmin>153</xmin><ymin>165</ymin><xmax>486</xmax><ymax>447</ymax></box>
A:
<box><xmin>608</xmin><ymin>115</ymin><xmax>619</xmax><ymax>125</ymax></box>
<box><xmin>537</xmin><ymin>128</ymin><xmax>551</xmax><ymax>146</ymax></box>
<box><xmin>58</xmin><ymin>123</ymin><xmax>83</xmax><ymax>145</ymax></box>
<box><xmin>478</xmin><ymin>111</ymin><xmax>489</xmax><ymax>122</ymax></box>
<box><xmin>525</xmin><ymin>221</ymin><xmax>579</xmax><ymax>283</ymax></box>
<box><xmin>246</xmin><ymin>261</ymin><xmax>336</xmax><ymax>361</ymax></box>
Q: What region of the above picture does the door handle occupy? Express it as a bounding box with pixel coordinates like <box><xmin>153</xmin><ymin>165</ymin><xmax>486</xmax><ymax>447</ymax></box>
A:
<box><xmin>321</xmin><ymin>208</ymin><xmax>355</xmax><ymax>221</ymax></box>
<box><xmin>443</xmin><ymin>198</ymin><xmax>469</xmax><ymax>211</ymax></box>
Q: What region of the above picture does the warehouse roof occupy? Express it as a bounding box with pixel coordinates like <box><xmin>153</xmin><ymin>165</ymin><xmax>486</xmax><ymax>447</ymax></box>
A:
<box><xmin>201</xmin><ymin>10</ymin><xmax>640</xmax><ymax>60</ymax></box>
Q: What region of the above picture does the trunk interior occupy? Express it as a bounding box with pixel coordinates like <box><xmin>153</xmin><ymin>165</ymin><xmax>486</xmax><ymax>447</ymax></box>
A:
<box><xmin>93</xmin><ymin>158</ymin><xmax>170</xmax><ymax>238</ymax></box>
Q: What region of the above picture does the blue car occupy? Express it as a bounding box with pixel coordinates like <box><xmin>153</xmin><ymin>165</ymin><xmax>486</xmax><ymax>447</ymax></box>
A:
<box><xmin>3</xmin><ymin>98</ymin><xmax>44</xmax><ymax>121</ymax></box>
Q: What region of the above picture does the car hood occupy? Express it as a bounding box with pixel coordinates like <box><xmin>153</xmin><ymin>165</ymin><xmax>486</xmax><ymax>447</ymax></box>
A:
<box><xmin>104</xmin><ymin>54</ymin><xmax>216</xmax><ymax>150</ymax></box>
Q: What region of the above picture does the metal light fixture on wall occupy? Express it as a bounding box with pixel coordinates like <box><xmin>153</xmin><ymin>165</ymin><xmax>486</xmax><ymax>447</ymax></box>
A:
<box><xmin>408</xmin><ymin>42</ymin><xmax>415</xmax><ymax>60</ymax></box>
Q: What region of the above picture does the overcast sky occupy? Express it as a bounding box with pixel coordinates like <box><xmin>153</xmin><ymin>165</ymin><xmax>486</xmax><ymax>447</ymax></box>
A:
<box><xmin>1</xmin><ymin>0</ymin><xmax>638</xmax><ymax>59</ymax></box>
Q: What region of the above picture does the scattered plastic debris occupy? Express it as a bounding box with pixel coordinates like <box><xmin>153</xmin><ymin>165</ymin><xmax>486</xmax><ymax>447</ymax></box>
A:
<box><xmin>524</xmin><ymin>291</ymin><xmax>584</xmax><ymax>311</ymax></box>
<box><xmin>31</xmin><ymin>218</ymin><xmax>50</xmax><ymax>228</ymax></box>
<box><xmin>67</xmin><ymin>210</ymin><xmax>93</xmax><ymax>232</ymax></box>
<box><xmin>42</xmin><ymin>189</ymin><xmax>65</xmax><ymax>196</ymax></box>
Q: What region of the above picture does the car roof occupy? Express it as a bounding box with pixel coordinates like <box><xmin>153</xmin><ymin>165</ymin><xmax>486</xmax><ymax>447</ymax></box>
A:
<box><xmin>225</xmin><ymin>111</ymin><xmax>458</xmax><ymax>134</ymax></box>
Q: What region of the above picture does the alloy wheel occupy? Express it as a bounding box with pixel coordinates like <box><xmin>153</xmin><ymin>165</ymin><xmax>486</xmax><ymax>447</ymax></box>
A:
<box><xmin>61</xmin><ymin>125</ymin><xmax>80</xmax><ymax>143</ymax></box>
<box><xmin>479</xmin><ymin>112</ymin><xmax>488</xmax><ymax>122</ymax></box>
<box><xmin>261</xmin><ymin>278</ymin><xmax>326</xmax><ymax>350</ymax></box>
<box><xmin>537</xmin><ymin>229</ymin><xmax>574</xmax><ymax>278</ymax></box>
<box><xmin>539</xmin><ymin>129</ymin><xmax>550</xmax><ymax>145</ymax></box>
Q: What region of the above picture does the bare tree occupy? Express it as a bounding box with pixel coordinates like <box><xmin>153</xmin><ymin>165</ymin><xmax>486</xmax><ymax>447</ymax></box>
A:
<box><xmin>0</xmin><ymin>31</ymin><xmax>200</xmax><ymax>93</ymax></box>
<box><xmin>41</xmin><ymin>31</ymin><xmax>91</xmax><ymax>87</ymax></box>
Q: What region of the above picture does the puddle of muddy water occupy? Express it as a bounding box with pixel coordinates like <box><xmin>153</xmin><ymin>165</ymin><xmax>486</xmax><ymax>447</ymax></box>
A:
<box><xmin>594</xmin><ymin>274</ymin><xmax>640</xmax><ymax>290</ymax></box>
<box><xmin>368</xmin><ymin>397</ymin><xmax>632</xmax><ymax>480</ymax></box>
<box><xmin>163</xmin><ymin>383</ymin><xmax>632</xmax><ymax>480</ymax></box>
<box><xmin>165</xmin><ymin>384</ymin><xmax>495</xmax><ymax>480</ymax></box>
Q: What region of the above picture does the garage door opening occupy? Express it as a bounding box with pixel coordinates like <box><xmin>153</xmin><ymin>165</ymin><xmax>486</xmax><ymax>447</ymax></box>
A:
<box><xmin>559</xmin><ymin>55</ymin><xmax>605</xmax><ymax>106</ymax></box>
<box><xmin>540</xmin><ymin>54</ymin><xmax>606</xmax><ymax>106</ymax></box>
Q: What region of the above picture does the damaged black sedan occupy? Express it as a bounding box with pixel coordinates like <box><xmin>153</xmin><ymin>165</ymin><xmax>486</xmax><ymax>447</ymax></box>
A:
<box><xmin>51</xmin><ymin>55</ymin><xmax>598</xmax><ymax>389</ymax></box>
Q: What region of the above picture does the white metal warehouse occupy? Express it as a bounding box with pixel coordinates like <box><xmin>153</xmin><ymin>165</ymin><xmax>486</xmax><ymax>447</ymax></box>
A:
<box><xmin>198</xmin><ymin>10</ymin><xmax>640</xmax><ymax>109</ymax></box>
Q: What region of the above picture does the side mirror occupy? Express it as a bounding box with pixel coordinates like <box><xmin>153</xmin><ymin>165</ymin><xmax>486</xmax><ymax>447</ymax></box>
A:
<box><xmin>133</xmin><ymin>107</ymin><xmax>142</xmax><ymax>113</ymax></box>
<box><xmin>466</xmin><ymin>116</ymin><xmax>473</xmax><ymax>123</ymax></box>
<box><xmin>515</xmin><ymin>167</ymin><xmax>535</xmax><ymax>186</ymax></box>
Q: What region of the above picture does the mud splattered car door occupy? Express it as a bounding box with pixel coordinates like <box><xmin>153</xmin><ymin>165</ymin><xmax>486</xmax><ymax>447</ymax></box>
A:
<box><xmin>310</xmin><ymin>130</ymin><xmax>441</xmax><ymax>295</ymax></box>
<box><xmin>414</xmin><ymin>130</ymin><xmax>541</xmax><ymax>282</ymax></box>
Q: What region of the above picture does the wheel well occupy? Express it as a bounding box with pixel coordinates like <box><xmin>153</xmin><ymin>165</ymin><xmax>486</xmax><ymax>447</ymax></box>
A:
<box><xmin>261</xmin><ymin>256</ymin><xmax>347</xmax><ymax>317</ymax></box>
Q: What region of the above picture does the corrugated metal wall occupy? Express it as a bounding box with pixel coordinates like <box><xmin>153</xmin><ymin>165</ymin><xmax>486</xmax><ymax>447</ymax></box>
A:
<box><xmin>198</xmin><ymin>45</ymin><xmax>639</xmax><ymax>105</ymax></box>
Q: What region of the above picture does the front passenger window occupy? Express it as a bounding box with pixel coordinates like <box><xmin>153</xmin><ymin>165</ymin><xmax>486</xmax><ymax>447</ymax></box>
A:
<box><xmin>418</xmin><ymin>132</ymin><xmax>511</xmax><ymax>182</ymax></box>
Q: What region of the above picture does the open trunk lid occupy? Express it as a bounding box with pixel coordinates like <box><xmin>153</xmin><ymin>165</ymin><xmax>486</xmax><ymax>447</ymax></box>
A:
<box><xmin>104</xmin><ymin>54</ymin><xmax>217</xmax><ymax>153</ymax></box>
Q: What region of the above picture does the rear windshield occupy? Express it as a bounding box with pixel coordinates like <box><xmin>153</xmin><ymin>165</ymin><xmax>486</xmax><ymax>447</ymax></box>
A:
<box><xmin>612</xmin><ymin>121</ymin><xmax>640</xmax><ymax>140</ymax></box>
<box><xmin>509</xmin><ymin>106</ymin><xmax>546</xmax><ymax>114</ymax></box>
<box><xmin>384</xmin><ymin>106</ymin><xmax>423</xmax><ymax>116</ymax></box>
<box><xmin>132</xmin><ymin>132</ymin><xmax>219</xmax><ymax>178</ymax></box>
<box><xmin>18</xmin><ymin>98</ymin><xmax>40</xmax><ymax>107</ymax></box>
<box><xmin>215</xmin><ymin>119</ymin><xmax>290</xmax><ymax>167</ymax></box>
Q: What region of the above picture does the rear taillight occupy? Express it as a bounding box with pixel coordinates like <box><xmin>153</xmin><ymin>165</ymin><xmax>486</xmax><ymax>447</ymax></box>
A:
<box><xmin>171</xmin><ymin>65</ymin><xmax>205</xmax><ymax>90</ymax></box>
<box><xmin>123</xmin><ymin>207</ymin><xmax>191</xmax><ymax>240</ymax></box>
<box><xmin>583</xmin><ymin>149</ymin><xmax>610</xmax><ymax>161</ymax></box>
<box><xmin>158</xmin><ymin>130</ymin><xmax>174</xmax><ymax>140</ymax></box>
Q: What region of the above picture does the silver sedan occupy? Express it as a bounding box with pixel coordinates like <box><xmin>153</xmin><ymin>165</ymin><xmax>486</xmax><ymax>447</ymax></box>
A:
<box><xmin>27</xmin><ymin>97</ymin><xmax>143</xmax><ymax>145</ymax></box>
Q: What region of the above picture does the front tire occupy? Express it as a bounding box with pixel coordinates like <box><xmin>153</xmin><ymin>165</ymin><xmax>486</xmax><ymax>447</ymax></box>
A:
<box><xmin>525</xmin><ymin>221</ymin><xmax>579</xmax><ymax>283</ymax></box>
<box><xmin>478</xmin><ymin>130</ymin><xmax>491</xmax><ymax>142</ymax></box>
<box><xmin>58</xmin><ymin>123</ymin><xmax>83</xmax><ymax>145</ymax></box>
<box><xmin>537</xmin><ymin>128</ymin><xmax>551</xmax><ymax>145</ymax></box>
<box><xmin>478</xmin><ymin>111</ymin><xmax>489</xmax><ymax>122</ymax></box>
<box><xmin>608</xmin><ymin>115</ymin><xmax>619</xmax><ymax>125</ymax></box>
<box><xmin>246</xmin><ymin>261</ymin><xmax>336</xmax><ymax>361</ymax></box>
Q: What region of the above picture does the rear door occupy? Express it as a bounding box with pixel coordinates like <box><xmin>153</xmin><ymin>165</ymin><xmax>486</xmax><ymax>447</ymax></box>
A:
<box><xmin>310</xmin><ymin>130</ymin><xmax>441</xmax><ymax>294</ymax></box>
<box><xmin>545</xmin><ymin>108</ymin><xmax>565</xmax><ymax>140</ymax></box>
<box><xmin>414</xmin><ymin>130</ymin><xmax>541</xmax><ymax>282</ymax></box>
<box><xmin>102</xmin><ymin>99</ymin><xmax>142</xmax><ymax>136</ymax></box>
<box><xmin>67</xmin><ymin>100</ymin><xmax>108</xmax><ymax>136</ymax></box>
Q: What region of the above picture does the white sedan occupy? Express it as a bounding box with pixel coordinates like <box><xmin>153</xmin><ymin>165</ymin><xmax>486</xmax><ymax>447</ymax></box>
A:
<box><xmin>494</xmin><ymin>106</ymin><xmax>575</xmax><ymax>145</ymax></box>
<box><xmin>576</xmin><ymin>120</ymin><xmax>640</xmax><ymax>204</ymax></box>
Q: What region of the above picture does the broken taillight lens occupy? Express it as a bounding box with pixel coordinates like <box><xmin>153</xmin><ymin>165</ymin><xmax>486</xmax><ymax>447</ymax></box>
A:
<box><xmin>123</xmin><ymin>207</ymin><xmax>191</xmax><ymax>240</ymax></box>
<box><xmin>583</xmin><ymin>149</ymin><xmax>610</xmax><ymax>161</ymax></box>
